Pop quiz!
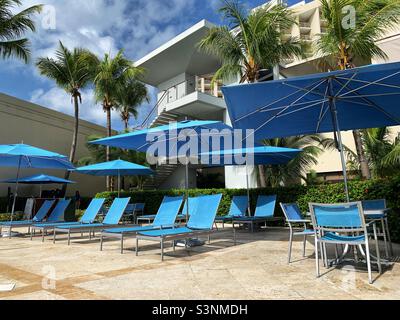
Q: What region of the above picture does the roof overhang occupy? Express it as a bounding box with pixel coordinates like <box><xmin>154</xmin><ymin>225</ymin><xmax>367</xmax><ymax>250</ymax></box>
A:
<box><xmin>136</xmin><ymin>20</ymin><xmax>222</xmax><ymax>87</ymax></box>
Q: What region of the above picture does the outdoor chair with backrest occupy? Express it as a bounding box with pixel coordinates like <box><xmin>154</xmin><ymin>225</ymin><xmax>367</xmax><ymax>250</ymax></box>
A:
<box><xmin>280</xmin><ymin>203</ymin><xmax>314</xmax><ymax>264</ymax></box>
<box><xmin>362</xmin><ymin>199</ymin><xmax>393</xmax><ymax>257</ymax></box>
<box><xmin>0</xmin><ymin>200</ymin><xmax>55</xmax><ymax>236</ymax></box>
<box><xmin>232</xmin><ymin>195</ymin><xmax>278</xmax><ymax>232</ymax></box>
<box><xmin>309</xmin><ymin>202</ymin><xmax>382</xmax><ymax>284</ymax></box>
<box><xmin>100</xmin><ymin>196</ymin><xmax>184</xmax><ymax>254</ymax></box>
<box><xmin>136</xmin><ymin>194</ymin><xmax>223</xmax><ymax>261</ymax></box>
<box><xmin>215</xmin><ymin>196</ymin><xmax>248</xmax><ymax>228</ymax></box>
<box><xmin>31</xmin><ymin>198</ymin><xmax>105</xmax><ymax>242</ymax></box>
<box><xmin>53</xmin><ymin>198</ymin><xmax>130</xmax><ymax>245</ymax></box>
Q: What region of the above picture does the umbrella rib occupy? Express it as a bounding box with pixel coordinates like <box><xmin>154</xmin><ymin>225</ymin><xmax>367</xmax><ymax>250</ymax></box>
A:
<box><xmin>316</xmin><ymin>85</ymin><xmax>331</xmax><ymax>133</ymax></box>
<box><xmin>259</xmin><ymin>98</ymin><xmax>327</xmax><ymax>112</ymax></box>
<box><xmin>337</xmin><ymin>70</ymin><xmax>400</xmax><ymax>97</ymax></box>
<box><xmin>336</xmin><ymin>75</ymin><xmax>400</xmax><ymax>91</ymax></box>
<box><xmin>335</xmin><ymin>72</ymin><xmax>358</xmax><ymax>97</ymax></box>
<box><xmin>333</xmin><ymin>78</ymin><xmax>400</xmax><ymax>125</ymax></box>
<box><xmin>338</xmin><ymin>92</ymin><xmax>400</xmax><ymax>99</ymax></box>
<box><xmin>273</xmin><ymin>99</ymin><xmax>328</xmax><ymax>118</ymax></box>
<box><xmin>234</xmin><ymin>78</ymin><xmax>326</xmax><ymax>123</ymax></box>
<box><xmin>248</xmin><ymin>79</ymin><xmax>328</xmax><ymax>141</ymax></box>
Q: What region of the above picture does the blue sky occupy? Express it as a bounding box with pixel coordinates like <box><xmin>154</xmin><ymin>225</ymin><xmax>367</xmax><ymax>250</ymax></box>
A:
<box><xmin>0</xmin><ymin>0</ymin><xmax>302</xmax><ymax>132</ymax></box>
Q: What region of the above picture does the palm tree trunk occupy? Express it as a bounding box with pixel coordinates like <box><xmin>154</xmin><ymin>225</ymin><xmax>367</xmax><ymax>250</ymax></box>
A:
<box><xmin>258</xmin><ymin>165</ymin><xmax>267</xmax><ymax>188</ymax></box>
<box><xmin>124</xmin><ymin>118</ymin><xmax>129</xmax><ymax>131</ymax></box>
<box><xmin>353</xmin><ymin>130</ymin><xmax>371</xmax><ymax>180</ymax></box>
<box><xmin>106</xmin><ymin>106</ymin><xmax>112</xmax><ymax>191</ymax></box>
<box><xmin>62</xmin><ymin>95</ymin><xmax>79</xmax><ymax>196</ymax></box>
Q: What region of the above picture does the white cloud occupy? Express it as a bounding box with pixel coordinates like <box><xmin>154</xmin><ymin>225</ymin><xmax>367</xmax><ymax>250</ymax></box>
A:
<box><xmin>15</xmin><ymin>0</ymin><xmax>201</xmax><ymax>128</ymax></box>
<box><xmin>30</xmin><ymin>87</ymin><xmax>112</xmax><ymax>128</ymax></box>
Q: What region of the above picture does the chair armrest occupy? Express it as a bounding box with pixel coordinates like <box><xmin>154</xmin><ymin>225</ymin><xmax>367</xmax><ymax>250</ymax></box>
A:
<box><xmin>288</xmin><ymin>219</ymin><xmax>311</xmax><ymax>224</ymax></box>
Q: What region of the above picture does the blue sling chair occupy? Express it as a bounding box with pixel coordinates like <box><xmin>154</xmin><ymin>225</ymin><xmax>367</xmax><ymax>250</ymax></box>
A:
<box><xmin>362</xmin><ymin>199</ymin><xmax>393</xmax><ymax>258</ymax></box>
<box><xmin>31</xmin><ymin>198</ymin><xmax>105</xmax><ymax>242</ymax></box>
<box><xmin>136</xmin><ymin>197</ymin><xmax>186</xmax><ymax>224</ymax></box>
<box><xmin>280</xmin><ymin>203</ymin><xmax>314</xmax><ymax>264</ymax></box>
<box><xmin>100</xmin><ymin>196</ymin><xmax>184</xmax><ymax>254</ymax></box>
<box><xmin>232</xmin><ymin>195</ymin><xmax>278</xmax><ymax>233</ymax></box>
<box><xmin>0</xmin><ymin>200</ymin><xmax>55</xmax><ymax>236</ymax></box>
<box><xmin>215</xmin><ymin>196</ymin><xmax>248</xmax><ymax>228</ymax></box>
<box><xmin>136</xmin><ymin>194</ymin><xmax>223</xmax><ymax>261</ymax></box>
<box><xmin>53</xmin><ymin>198</ymin><xmax>130</xmax><ymax>245</ymax></box>
<box><xmin>309</xmin><ymin>202</ymin><xmax>382</xmax><ymax>284</ymax></box>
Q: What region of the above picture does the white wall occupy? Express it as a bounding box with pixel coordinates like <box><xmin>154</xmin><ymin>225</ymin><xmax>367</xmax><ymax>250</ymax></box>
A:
<box><xmin>159</xmin><ymin>166</ymin><xmax>197</xmax><ymax>190</ymax></box>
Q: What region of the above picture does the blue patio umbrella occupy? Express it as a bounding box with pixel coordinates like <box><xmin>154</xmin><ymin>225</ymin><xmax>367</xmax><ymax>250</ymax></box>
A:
<box><xmin>1</xmin><ymin>174</ymin><xmax>75</xmax><ymax>198</ymax></box>
<box><xmin>200</xmin><ymin>146</ymin><xmax>302</xmax><ymax>213</ymax></box>
<box><xmin>0</xmin><ymin>144</ymin><xmax>75</xmax><ymax>225</ymax></box>
<box><xmin>73</xmin><ymin>159</ymin><xmax>153</xmax><ymax>196</ymax></box>
<box><xmin>222</xmin><ymin>62</ymin><xmax>400</xmax><ymax>201</ymax></box>
<box><xmin>91</xmin><ymin>120</ymin><xmax>234</xmax><ymax>219</ymax></box>
<box><xmin>2</xmin><ymin>174</ymin><xmax>75</xmax><ymax>185</ymax></box>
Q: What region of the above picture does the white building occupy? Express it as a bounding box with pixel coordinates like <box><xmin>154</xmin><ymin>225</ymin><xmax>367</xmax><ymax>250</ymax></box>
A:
<box><xmin>135</xmin><ymin>0</ymin><xmax>400</xmax><ymax>190</ymax></box>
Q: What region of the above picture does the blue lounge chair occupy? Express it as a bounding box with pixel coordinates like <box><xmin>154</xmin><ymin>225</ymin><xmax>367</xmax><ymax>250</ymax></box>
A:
<box><xmin>309</xmin><ymin>202</ymin><xmax>382</xmax><ymax>284</ymax></box>
<box><xmin>0</xmin><ymin>200</ymin><xmax>55</xmax><ymax>236</ymax></box>
<box><xmin>280</xmin><ymin>203</ymin><xmax>314</xmax><ymax>264</ymax></box>
<box><xmin>136</xmin><ymin>194</ymin><xmax>223</xmax><ymax>261</ymax></box>
<box><xmin>100</xmin><ymin>196</ymin><xmax>184</xmax><ymax>254</ymax></box>
<box><xmin>53</xmin><ymin>198</ymin><xmax>130</xmax><ymax>245</ymax></box>
<box><xmin>232</xmin><ymin>195</ymin><xmax>278</xmax><ymax>232</ymax></box>
<box><xmin>137</xmin><ymin>197</ymin><xmax>185</xmax><ymax>224</ymax></box>
<box><xmin>215</xmin><ymin>196</ymin><xmax>248</xmax><ymax>228</ymax></box>
<box><xmin>31</xmin><ymin>198</ymin><xmax>105</xmax><ymax>242</ymax></box>
<box><xmin>362</xmin><ymin>199</ymin><xmax>393</xmax><ymax>257</ymax></box>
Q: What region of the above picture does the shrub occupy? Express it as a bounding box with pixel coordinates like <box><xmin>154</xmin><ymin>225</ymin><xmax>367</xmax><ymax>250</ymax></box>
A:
<box><xmin>96</xmin><ymin>176</ymin><xmax>400</xmax><ymax>243</ymax></box>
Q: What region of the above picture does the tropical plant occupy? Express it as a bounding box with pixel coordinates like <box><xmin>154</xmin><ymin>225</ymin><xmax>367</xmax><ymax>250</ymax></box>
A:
<box><xmin>199</xmin><ymin>0</ymin><xmax>302</xmax><ymax>84</ymax></box>
<box><xmin>261</xmin><ymin>135</ymin><xmax>324</xmax><ymax>187</ymax></box>
<box><xmin>37</xmin><ymin>41</ymin><xmax>94</xmax><ymax>194</ymax></box>
<box><xmin>199</xmin><ymin>0</ymin><xmax>302</xmax><ymax>187</ymax></box>
<box><xmin>0</xmin><ymin>0</ymin><xmax>42</xmax><ymax>63</ymax></box>
<box><xmin>317</xmin><ymin>0</ymin><xmax>400</xmax><ymax>180</ymax></box>
<box><xmin>87</xmin><ymin>50</ymin><xmax>144</xmax><ymax>190</ymax></box>
<box><xmin>78</xmin><ymin>135</ymin><xmax>149</xmax><ymax>191</ymax></box>
<box><xmin>116</xmin><ymin>79</ymin><xmax>149</xmax><ymax>131</ymax></box>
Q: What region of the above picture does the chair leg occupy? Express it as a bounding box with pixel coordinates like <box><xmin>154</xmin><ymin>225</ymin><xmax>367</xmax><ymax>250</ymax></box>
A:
<box><xmin>68</xmin><ymin>230</ymin><xmax>71</xmax><ymax>246</ymax></box>
<box><xmin>323</xmin><ymin>243</ymin><xmax>329</xmax><ymax>269</ymax></box>
<box><xmin>303</xmin><ymin>235</ymin><xmax>307</xmax><ymax>258</ymax></box>
<box><xmin>100</xmin><ymin>235</ymin><xmax>103</xmax><ymax>252</ymax></box>
<box><xmin>384</xmin><ymin>217</ymin><xmax>393</xmax><ymax>257</ymax></box>
<box><xmin>42</xmin><ymin>229</ymin><xmax>45</xmax><ymax>243</ymax></box>
<box><xmin>233</xmin><ymin>226</ymin><xmax>237</xmax><ymax>246</ymax></box>
<box><xmin>161</xmin><ymin>239</ymin><xmax>164</xmax><ymax>262</ymax></box>
<box><xmin>373</xmin><ymin>223</ymin><xmax>382</xmax><ymax>275</ymax></box>
<box><xmin>135</xmin><ymin>237</ymin><xmax>139</xmax><ymax>256</ymax></box>
<box><xmin>319</xmin><ymin>242</ymin><xmax>326</xmax><ymax>268</ymax></box>
<box><xmin>381</xmin><ymin>218</ymin><xmax>389</xmax><ymax>258</ymax></box>
<box><xmin>288</xmin><ymin>230</ymin><xmax>293</xmax><ymax>264</ymax></box>
<box><xmin>315</xmin><ymin>237</ymin><xmax>320</xmax><ymax>278</ymax></box>
<box><xmin>53</xmin><ymin>230</ymin><xmax>56</xmax><ymax>244</ymax></box>
<box><xmin>365</xmin><ymin>240</ymin><xmax>373</xmax><ymax>284</ymax></box>
<box><xmin>30</xmin><ymin>228</ymin><xmax>34</xmax><ymax>241</ymax></box>
<box><xmin>121</xmin><ymin>236</ymin><xmax>124</xmax><ymax>255</ymax></box>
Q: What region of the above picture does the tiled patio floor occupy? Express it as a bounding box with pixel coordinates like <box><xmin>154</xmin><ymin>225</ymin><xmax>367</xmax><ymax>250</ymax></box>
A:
<box><xmin>0</xmin><ymin>226</ymin><xmax>399</xmax><ymax>300</ymax></box>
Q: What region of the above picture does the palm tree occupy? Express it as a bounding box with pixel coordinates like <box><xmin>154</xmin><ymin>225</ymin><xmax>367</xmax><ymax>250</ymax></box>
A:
<box><xmin>261</xmin><ymin>135</ymin><xmax>324</xmax><ymax>187</ymax></box>
<box><xmin>199</xmin><ymin>0</ymin><xmax>302</xmax><ymax>187</ymax></box>
<box><xmin>317</xmin><ymin>0</ymin><xmax>400</xmax><ymax>180</ymax></box>
<box><xmin>0</xmin><ymin>0</ymin><xmax>42</xmax><ymax>63</ymax></box>
<box><xmin>88</xmin><ymin>50</ymin><xmax>143</xmax><ymax>190</ymax></box>
<box><xmin>37</xmin><ymin>42</ymin><xmax>94</xmax><ymax>194</ymax></box>
<box><xmin>116</xmin><ymin>79</ymin><xmax>149</xmax><ymax>131</ymax></box>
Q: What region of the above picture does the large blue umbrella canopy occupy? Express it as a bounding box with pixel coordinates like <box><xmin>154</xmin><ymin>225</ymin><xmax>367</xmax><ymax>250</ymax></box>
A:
<box><xmin>0</xmin><ymin>144</ymin><xmax>74</xmax><ymax>226</ymax></box>
<box><xmin>74</xmin><ymin>160</ymin><xmax>153</xmax><ymax>176</ymax></box>
<box><xmin>222</xmin><ymin>62</ymin><xmax>400</xmax><ymax>201</ymax></box>
<box><xmin>200</xmin><ymin>146</ymin><xmax>302</xmax><ymax>166</ymax></box>
<box><xmin>0</xmin><ymin>144</ymin><xmax>75</xmax><ymax>170</ymax></box>
<box><xmin>91</xmin><ymin>120</ymin><xmax>234</xmax><ymax>156</ymax></box>
<box><xmin>2</xmin><ymin>174</ymin><xmax>75</xmax><ymax>185</ymax></box>
<box><xmin>73</xmin><ymin>160</ymin><xmax>153</xmax><ymax>196</ymax></box>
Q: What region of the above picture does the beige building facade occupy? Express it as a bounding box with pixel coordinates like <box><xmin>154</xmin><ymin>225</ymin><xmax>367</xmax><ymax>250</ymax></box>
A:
<box><xmin>0</xmin><ymin>92</ymin><xmax>107</xmax><ymax>197</ymax></box>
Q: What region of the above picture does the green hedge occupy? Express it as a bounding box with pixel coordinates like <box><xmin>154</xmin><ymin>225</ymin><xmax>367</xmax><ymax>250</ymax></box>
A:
<box><xmin>97</xmin><ymin>177</ymin><xmax>400</xmax><ymax>243</ymax></box>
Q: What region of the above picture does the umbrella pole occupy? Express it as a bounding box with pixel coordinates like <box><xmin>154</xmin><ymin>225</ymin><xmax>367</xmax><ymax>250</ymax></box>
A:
<box><xmin>118</xmin><ymin>171</ymin><xmax>121</xmax><ymax>198</ymax></box>
<box><xmin>185</xmin><ymin>161</ymin><xmax>189</xmax><ymax>222</ymax></box>
<box><xmin>10</xmin><ymin>156</ymin><xmax>22</xmax><ymax>232</ymax></box>
<box><xmin>246</xmin><ymin>165</ymin><xmax>251</xmax><ymax>216</ymax></box>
